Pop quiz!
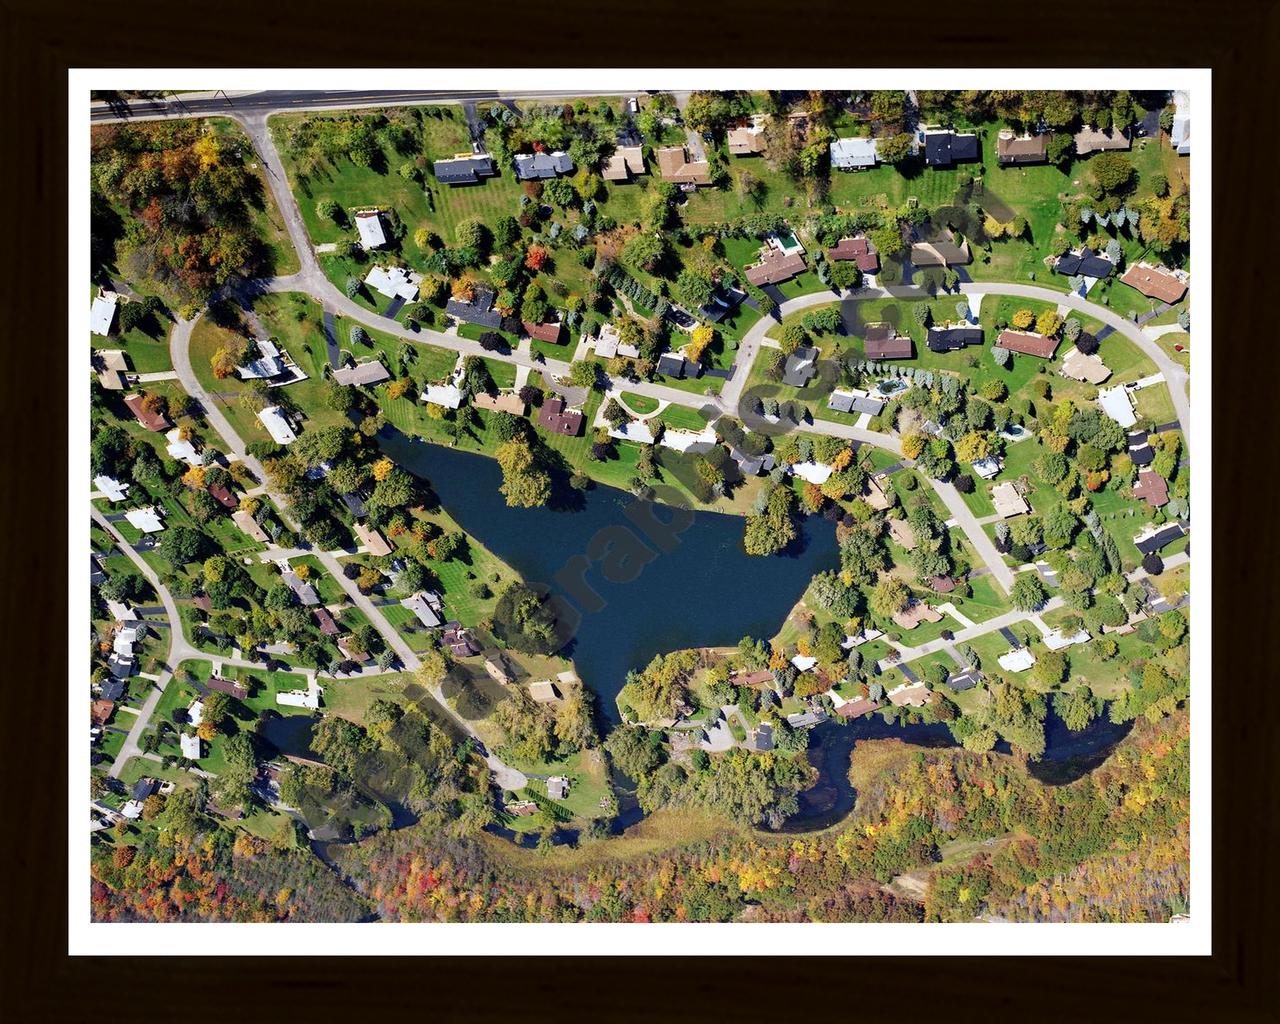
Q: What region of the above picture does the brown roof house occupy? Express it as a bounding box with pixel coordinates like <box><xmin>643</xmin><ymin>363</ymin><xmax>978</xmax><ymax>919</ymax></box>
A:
<box><xmin>991</xmin><ymin>481</ymin><xmax>1030</xmax><ymax>518</ymax></box>
<box><xmin>521</xmin><ymin>319</ymin><xmax>564</xmax><ymax>344</ymax></box>
<box><xmin>886</xmin><ymin>681</ymin><xmax>931</xmax><ymax>707</ymax></box>
<box><xmin>95</xmin><ymin>349</ymin><xmax>130</xmax><ymax>390</ymax></box>
<box><xmin>1060</xmin><ymin>346</ymin><xmax>1112</xmax><ymax>385</ymax></box>
<box><xmin>996</xmin><ymin>330</ymin><xmax>1059</xmax><ymax>359</ymax></box>
<box><xmin>827</xmin><ymin>237</ymin><xmax>879</xmax><ymax>274</ymax></box>
<box><xmin>1120</xmin><ymin>263</ymin><xmax>1189</xmax><ymax>304</ymax></box>
<box><xmin>601</xmin><ymin>145</ymin><xmax>646</xmax><ymax>183</ymax></box>
<box><xmin>835</xmin><ymin>696</ymin><xmax>880</xmax><ymax>720</ymax></box>
<box><xmin>354</xmin><ymin>521</ymin><xmax>393</xmax><ymax>557</ymax></box>
<box><xmin>1132</xmin><ymin>469</ymin><xmax>1170</xmax><ymax>509</ymax></box>
<box><xmin>863</xmin><ymin>323</ymin><xmax>913</xmax><ymax>360</ymax></box>
<box><xmin>655</xmin><ymin>145</ymin><xmax>712</xmax><ymax>186</ymax></box>
<box><xmin>123</xmin><ymin>394</ymin><xmax>171</xmax><ymax>432</ymax></box>
<box><xmin>892</xmin><ymin>600</ymin><xmax>943</xmax><ymax>631</ymax></box>
<box><xmin>996</xmin><ymin>130</ymin><xmax>1048</xmax><ymax>165</ymax></box>
<box><xmin>727</xmin><ymin>116</ymin><xmax>768</xmax><ymax>156</ymax></box>
<box><xmin>744</xmin><ymin>247</ymin><xmax>807</xmax><ymax>288</ymax></box>
<box><xmin>1073</xmin><ymin>125</ymin><xmax>1130</xmax><ymax>155</ymax></box>
<box><xmin>537</xmin><ymin>396</ymin><xmax>584</xmax><ymax>436</ymax></box>
<box><xmin>472</xmin><ymin>390</ymin><xmax>527</xmax><ymax>415</ymax></box>
<box><xmin>887</xmin><ymin>518</ymin><xmax>917</xmax><ymax>551</ymax></box>
<box><xmin>313</xmin><ymin>607</ymin><xmax>340</xmax><ymax>636</ymax></box>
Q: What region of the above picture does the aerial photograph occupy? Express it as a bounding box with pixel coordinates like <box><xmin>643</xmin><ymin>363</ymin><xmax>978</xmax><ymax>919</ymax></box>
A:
<box><xmin>85</xmin><ymin>83</ymin><xmax>1195</xmax><ymax>929</ymax></box>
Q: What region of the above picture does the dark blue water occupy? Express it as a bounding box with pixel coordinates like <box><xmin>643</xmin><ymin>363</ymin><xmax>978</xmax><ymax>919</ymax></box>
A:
<box><xmin>378</xmin><ymin>432</ymin><xmax>840</xmax><ymax>721</ymax></box>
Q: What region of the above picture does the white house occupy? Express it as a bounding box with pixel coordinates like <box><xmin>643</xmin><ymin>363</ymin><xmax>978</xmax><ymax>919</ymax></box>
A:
<box><xmin>90</xmin><ymin>292</ymin><xmax>119</xmax><ymax>336</ymax></box>
<box><xmin>608</xmin><ymin>419</ymin><xmax>655</xmax><ymax>445</ymax></box>
<box><xmin>94</xmin><ymin>475</ymin><xmax>130</xmax><ymax>502</ymax></box>
<box><xmin>421</xmin><ymin>383</ymin><xmax>463</xmax><ymax>409</ymax></box>
<box><xmin>401</xmin><ymin>591</ymin><xmax>444</xmax><ymax>628</ymax></box>
<box><xmin>997</xmin><ymin>648</ymin><xmax>1036</xmax><ymax>672</ymax></box>
<box><xmin>365</xmin><ymin>265</ymin><xmax>420</xmax><ymax>301</ymax></box>
<box><xmin>236</xmin><ymin>337</ymin><xmax>287</xmax><ymax>380</ymax></box>
<box><xmin>179</xmin><ymin>733</ymin><xmax>202</xmax><ymax>759</ymax></box>
<box><xmin>354</xmin><ymin>209</ymin><xmax>388</xmax><ymax>249</ymax></box>
<box><xmin>1043</xmin><ymin>628</ymin><xmax>1091</xmax><ymax>651</ymax></box>
<box><xmin>277</xmin><ymin>676</ymin><xmax>323</xmax><ymax>710</ymax></box>
<box><xmin>1098</xmin><ymin>386</ymin><xmax>1137</xmax><ymax>428</ymax></box>
<box><xmin>830</xmin><ymin>136</ymin><xmax>879</xmax><ymax>170</ymax></box>
<box><xmin>187</xmin><ymin>700</ymin><xmax>204</xmax><ymax>727</ymax></box>
<box><xmin>972</xmin><ymin>456</ymin><xmax>1002</xmax><ymax>480</ymax></box>
<box><xmin>790</xmin><ymin>461</ymin><xmax>833</xmax><ymax>485</ymax></box>
<box><xmin>165</xmin><ymin>428</ymin><xmax>204</xmax><ymax>467</ymax></box>
<box><xmin>658</xmin><ymin>426</ymin><xmax>717</xmax><ymax>454</ymax></box>
<box><xmin>791</xmin><ymin>654</ymin><xmax>818</xmax><ymax>672</ymax></box>
<box><xmin>124</xmin><ymin>506</ymin><xmax>165</xmax><ymax>533</ymax></box>
<box><xmin>257</xmin><ymin>405</ymin><xmax>297</xmax><ymax>445</ymax></box>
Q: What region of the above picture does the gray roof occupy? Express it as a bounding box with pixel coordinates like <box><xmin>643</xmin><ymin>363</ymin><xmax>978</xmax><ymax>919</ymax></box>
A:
<box><xmin>445</xmin><ymin>288</ymin><xmax>504</xmax><ymax>329</ymax></box>
<box><xmin>433</xmin><ymin>154</ymin><xmax>496</xmax><ymax>185</ymax></box>
<box><xmin>830</xmin><ymin>136</ymin><xmax>879</xmax><ymax>169</ymax></box>
<box><xmin>281</xmin><ymin>571</ymin><xmax>320</xmax><ymax>606</ymax></box>
<box><xmin>332</xmin><ymin>361</ymin><xmax>390</xmax><ymax>387</ymax></box>
<box><xmin>657</xmin><ymin>352</ymin><xmax>689</xmax><ymax>378</ymax></box>
<box><xmin>514</xmin><ymin>151</ymin><xmax>573</xmax><ymax>180</ymax></box>
<box><xmin>782</xmin><ymin>346</ymin><xmax>819</xmax><ymax>387</ymax></box>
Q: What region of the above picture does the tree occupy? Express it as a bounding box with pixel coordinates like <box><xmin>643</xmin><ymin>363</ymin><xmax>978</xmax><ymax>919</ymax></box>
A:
<box><xmin>876</xmin><ymin>133</ymin><xmax>914</xmax><ymax>164</ymax></box>
<box><xmin>870</xmin><ymin>576</ymin><xmax>909</xmax><ymax>618</ymax></box>
<box><xmin>1010</xmin><ymin>571</ymin><xmax>1049</xmax><ymax>612</ymax></box>
<box><xmin>1142</xmin><ymin>552</ymin><xmax>1164</xmax><ymax>576</ymax></box>
<box><xmin>622</xmin><ymin>233</ymin><xmax>667</xmax><ymax>274</ymax></box>
<box><xmin>349</xmin><ymin>324</ymin><xmax>369</xmax><ymax>348</ymax></box>
<box><xmin>1090</xmin><ymin>152</ymin><xmax>1135</xmax><ymax>195</ymax></box>
<box><xmin>1012</xmin><ymin>308</ymin><xmax>1035</xmax><ymax>330</ymax></box>
<box><xmin>495</xmin><ymin>438</ymin><xmax>551</xmax><ymax>509</ymax></box>
<box><xmin>567</xmin><ymin>360</ymin><xmax>603</xmax><ymax>392</ymax></box>
<box><xmin>1054</xmin><ymin>685</ymin><xmax>1100</xmax><ymax>732</ymax></box>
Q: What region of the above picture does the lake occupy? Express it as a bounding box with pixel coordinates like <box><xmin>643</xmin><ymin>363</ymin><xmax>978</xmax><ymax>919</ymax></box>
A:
<box><xmin>378</xmin><ymin>431</ymin><xmax>840</xmax><ymax>721</ymax></box>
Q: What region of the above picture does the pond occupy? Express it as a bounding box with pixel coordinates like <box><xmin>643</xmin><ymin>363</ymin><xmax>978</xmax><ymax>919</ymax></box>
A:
<box><xmin>378</xmin><ymin>431</ymin><xmax>841</xmax><ymax>722</ymax></box>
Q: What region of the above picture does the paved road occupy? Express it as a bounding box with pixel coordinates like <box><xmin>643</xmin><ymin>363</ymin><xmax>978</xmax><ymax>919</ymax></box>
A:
<box><xmin>90</xmin><ymin>89</ymin><xmax>648</xmax><ymax>125</ymax></box>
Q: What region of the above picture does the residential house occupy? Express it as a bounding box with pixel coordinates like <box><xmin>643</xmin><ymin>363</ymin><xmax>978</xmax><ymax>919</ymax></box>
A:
<box><xmin>991</xmin><ymin>481</ymin><xmax>1030</xmax><ymax>518</ymax></box>
<box><xmin>90</xmin><ymin>291</ymin><xmax>119</xmax><ymax>336</ymax></box>
<box><xmin>313</xmin><ymin>606</ymin><xmax>340</xmax><ymax>636</ymax></box>
<box><xmin>830</xmin><ymin>136</ymin><xmax>879</xmax><ymax>170</ymax></box>
<box><xmin>1134</xmin><ymin>522</ymin><xmax>1186</xmax><ymax>556</ymax></box>
<box><xmin>332</xmin><ymin>360</ymin><xmax>391</xmax><ymax>387</ymax></box>
<box><xmin>863</xmin><ymin>322</ymin><xmax>913</xmax><ymax>360</ymax></box>
<box><xmin>180</xmin><ymin>733</ymin><xmax>201</xmax><ymax>759</ymax></box>
<box><xmin>601</xmin><ymin>145</ymin><xmax>646</xmax><ymax>182</ymax></box>
<box><xmin>743</xmin><ymin>723</ymin><xmax>774</xmax><ymax>753</ymax></box>
<box><xmin>93</xmin><ymin>475</ymin><xmax>129</xmax><ymax>502</ymax></box>
<box><xmin>790</xmin><ymin>461</ymin><xmax>833</xmax><ymax>485</ymax></box>
<box><xmin>922</xmin><ymin>128</ymin><xmax>979</xmax><ymax>168</ymax></box>
<box><xmin>886</xmin><ymin>681</ymin><xmax>931</xmax><ymax>707</ymax></box>
<box><xmin>791</xmin><ymin>654</ymin><xmax>818</xmax><ymax>672</ymax></box>
<box><xmin>124</xmin><ymin>506</ymin><xmax>164</xmax><ymax>533</ymax></box>
<box><xmin>281</xmin><ymin>570</ymin><xmax>320</xmax><ymax>607</ymax></box>
<box><xmin>998</xmin><ymin>648</ymin><xmax>1036</xmax><ymax>672</ymax></box>
<box><xmin>401</xmin><ymin>591</ymin><xmax>444</xmax><ymax>628</ymax></box>
<box><xmin>655</xmin><ymin>145</ymin><xmax>712</xmax><ymax>186</ymax></box>
<box><xmin>441</xmin><ymin>623</ymin><xmax>481</xmax><ymax>658</ymax></box>
<box><xmin>1127</xmin><ymin>430</ymin><xmax>1155</xmax><ymax>467</ymax></box>
<box><xmin>165</xmin><ymin>427</ymin><xmax>203</xmax><ymax>466</ymax></box>
<box><xmin>1054</xmin><ymin>247</ymin><xmax>1114</xmax><ymax>280</ymax></box>
<box><xmin>91</xmin><ymin>699</ymin><xmax>115</xmax><ymax>727</ymax></box>
<box><xmin>996</xmin><ymin>130</ymin><xmax>1048</xmax><ymax>165</ymax></box>
<box><xmin>1043</xmin><ymin>628</ymin><xmax>1091</xmax><ymax>651</ymax></box>
<box><xmin>445</xmin><ymin>286</ymin><xmax>506</xmax><ymax>330</ymax></box>
<box><xmin>231</xmin><ymin>509</ymin><xmax>269</xmax><ymax>543</ymax></box>
<box><xmin>996</xmin><ymin>330</ymin><xmax>1059</xmax><ymax>359</ymax></box>
<box><xmin>547</xmin><ymin>776</ymin><xmax>570</xmax><ymax>800</ymax></box>
<box><xmin>483</xmin><ymin>651</ymin><xmax>515</xmax><ymax>684</ymax></box>
<box><xmin>206</xmin><ymin>677</ymin><xmax>249</xmax><ymax>701</ymax></box>
<box><xmin>90</xmin><ymin>555</ymin><xmax>107</xmax><ymax>585</ymax></box>
<box><xmin>353</xmin><ymin>521</ymin><xmax>393</xmax><ymax>557</ymax></box>
<box><xmin>433</xmin><ymin>153</ymin><xmax>497</xmax><ymax>185</ymax></box>
<box><xmin>892</xmin><ymin>601</ymin><xmax>943</xmax><ymax>631</ymax></box>
<box><xmin>354</xmin><ymin>209</ymin><xmax>388</xmax><ymax>250</ymax></box>
<box><xmin>364</xmin><ymin>265</ymin><xmax>420</xmax><ymax>302</ymax></box>
<box><xmin>887</xmin><ymin>518</ymin><xmax>917</xmax><ymax>551</ymax></box>
<box><xmin>207</xmin><ymin>482</ymin><xmax>237</xmax><ymax>509</ymax></box>
<box><xmin>421</xmin><ymin>382</ymin><xmax>463</xmax><ymax>410</ymax></box>
<box><xmin>930</xmin><ymin>575</ymin><xmax>957</xmax><ymax>594</ymax></box>
<box><xmin>946</xmin><ymin>668</ymin><xmax>982</xmax><ymax>691</ymax></box>
<box><xmin>335</xmin><ymin>635</ymin><xmax>370</xmax><ymax>665</ymax></box>
<box><xmin>521</xmin><ymin>318</ymin><xmax>564</xmax><ymax>344</ymax></box>
<box><xmin>863</xmin><ymin>475</ymin><xmax>892</xmax><ymax>510</ymax></box>
<box><xmin>529</xmin><ymin>679</ymin><xmax>562</xmax><ymax>703</ymax></box>
<box><xmin>593</xmin><ymin>322</ymin><xmax>640</xmax><ymax>360</ymax></box>
<box><xmin>972</xmin><ymin>456</ymin><xmax>1003</xmax><ymax>480</ymax></box>
<box><xmin>1132</xmin><ymin>469</ymin><xmax>1170</xmax><ymax>509</ymax></box>
<box><xmin>1098</xmin><ymin>385</ymin><xmax>1137</xmax><ymax>428</ymax></box>
<box><xmin>537</xmin><ymin>396</ymin><xmax>584</xmax><ymax>436</ymax></box>
<box><xmin>926</xmin><ymin>324</ymin><xmax>983</xmax><ymax>353</ymax></box>
<box><xmin>514</xmin><ymin>151</ymin><xmax>573</xmax><ymax>180</ymax></box>
<box><xmin>1073</xmin><ymin>125</ymin><xmax>1130</xmax><ymax>155</ymax></box>
<box><xmin>1060</xmin><ymin>347</ymin><xmax>1112</xmax><ymax>384</ymax></box>
<box><xmin>277</xmin><ymin>676</ymin><xmax>323</xmax><ymax>708</ymax></box>
<box><xmin>236</xmin><ymin>337</ymin><xmax>287</xmax><ymax>380</ymax></box>
<box><xmin>660</xmin><ymin>426</ymin><xmax>718</xmax><ymax>455</ymax></box>
<box><xmin>1119</xmin><ymin>262</ymin><xmax>1189</xmax><ymax>304</ymax></box>
<box><xmin>257</xmin><ymin>406</ymin><xmax>297</xmax><ymax>445</ymax></box>
<box><xmin>827</xmin><ymin>389</ymin><xmax>885</xmax><ymax>416</ymax></box>
<box><xmin>342</xmin><ymin>492</ymin><xmax>368</xmax><ymax>518</ymax></box>
<box><xmin>782</xmin><ymin>346</ymin><xmax>819</xmax><ymax>387</ymax></box>
<box><xmin>472</xmin><ymin>390</ymin><xmax>526</xmax><ymax>415</ymax></box>
<box><xmin>504</xmin><ymin>800</ymin><xmax>538</xmax><ymax>817</ymax></box>
<box><xmin>909</xmin><ymin>228</ymin><xmax>972</xmax><ymax>267</ymax></box>
<box><xmin>744</xmin><ymin>247</ymin><xmax>807</xmax><ymax>287</ymax></box>
<box><xmin>609</xmin><ymin>419</ymin><xmax>655</xmax><ymax>445</ymax></box>
<box><xmin>123</xmin><ymin>394</ymin><xmax>171</xmax><ymax>432</ymax></box>
<box><xmin>727</xmin><ymin>115</ymin><xmax>768</xmax><ymax>156</ymax></box>
<box><xmin>95</xmin><ymin>349</ymin><xmax>130</xmax><ymax>390</ymax></box>
<box><xmin>835</xmin><ymin>695</ymin><xmax>880</xmax><ymax>720</ymax></box>
<box><xmin>827</xmin><ymin>236</ymin><xmax>880</xmax><ymax>274</ymax></box>
<box><xmin>729</xmin><ymin>447</ymin><xmax>775</xmax><ymax>477</ymax></box>
<box><xmin>657</xmin><ymin>351</ymin><xmax>699</xmax><ymax>379</ymax></box>
<box><xmin>1171</xmin><ymin>90</ymin><xmax>1191</xmax><ymax>156</ymax></box>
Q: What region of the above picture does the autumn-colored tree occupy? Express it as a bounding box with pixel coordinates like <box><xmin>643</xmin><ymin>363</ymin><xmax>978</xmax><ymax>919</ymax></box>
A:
<box><xmin>181</xmin><ymin>465</ymin><xmax>206</xmax><ymax>490</ymax></box>
<box><xmin>870</xmin><ymin>575</ymin><xmax>909</xmax><ymax>618</ymax></box>
<box><xmin>386</xmin><ymin>378</ymin><xmax>412</xmax><ymax>400</ymax></box>
<box><xmin>525</xmin><ymin>245</ymin><xmax>549</xmax><ymax>272</ymax></box>
<box><xmin>372</xmin><ymin>457</ymin><xmax>395</xmax><ymax>481</ymax></box>
<box><xmin>1011</xmin><ymin>309</ymin><xmax>1035</xmax><ymax>330</ymax></box>
<box><xmin>901</xmin><ymin>432</ymin><xmax>927</xmax><ymax>460</ymax></box>
<box><xmin>1035</xmin><ymin>310</ymin><xmax>1063</xmax><ymax>338</ymax></box>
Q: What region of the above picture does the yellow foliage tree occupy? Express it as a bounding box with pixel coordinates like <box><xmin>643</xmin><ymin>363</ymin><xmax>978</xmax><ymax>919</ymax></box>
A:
<box><xmin>372</xmin><ymin>457</ymin><xmax>394</xmax><ymax>481</ymax></box>
<box><xmin>1011</xmin><ymin>308</ymin><xmax>1036</xmax><ymax>330</ymax></box>
<box><xmin>181</xmin><ymin>465</ymin><xmax>206</xmax><ymax>489</ymax></box>
<box><xmin>901</xmin><ymin>432</ymin><xmax>927</xmax><ymax>460</ymax></box>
